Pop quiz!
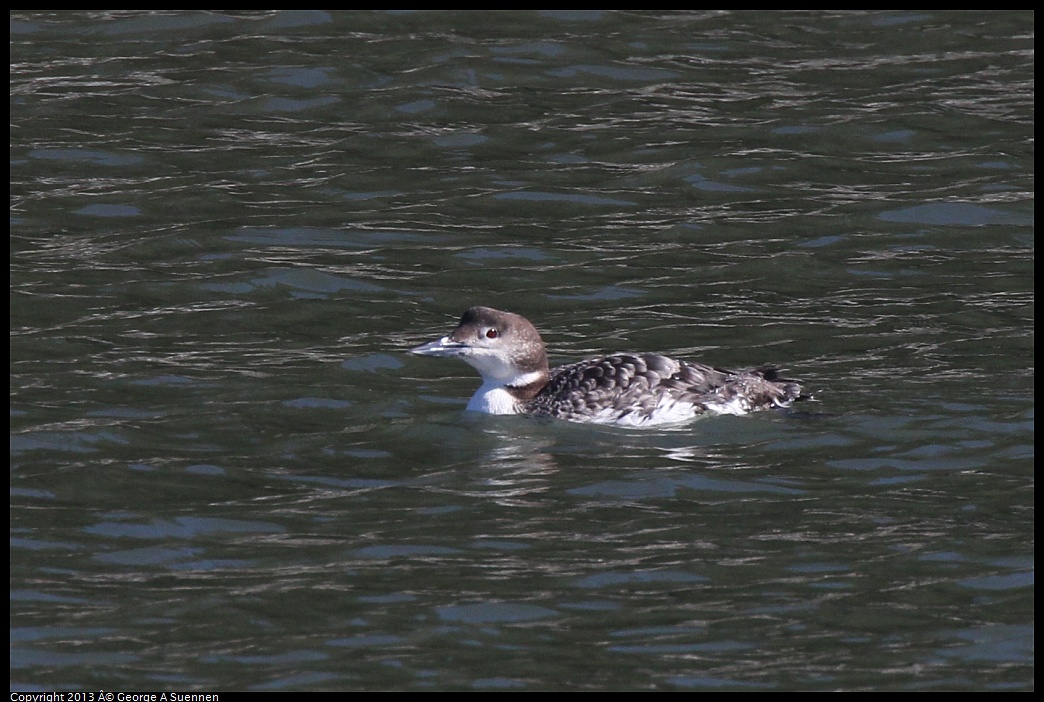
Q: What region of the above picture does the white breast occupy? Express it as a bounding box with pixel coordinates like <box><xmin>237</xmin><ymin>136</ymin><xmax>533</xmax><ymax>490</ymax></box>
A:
<box><xmin>466</xmin><ymin>382</ymin><xmax>522</xmax><ymax>414</ymax></box>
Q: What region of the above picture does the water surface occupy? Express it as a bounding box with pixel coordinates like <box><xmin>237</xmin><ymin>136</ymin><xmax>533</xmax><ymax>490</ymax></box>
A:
<box><xmin>11</xmin><ymin>10</ymin><xmax>1033</xmax><ymax>691</ymax></box>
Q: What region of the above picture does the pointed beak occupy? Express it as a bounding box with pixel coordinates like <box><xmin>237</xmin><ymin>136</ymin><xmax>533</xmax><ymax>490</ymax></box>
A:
<box><xmin>410</xmin><ymin>335</ymin><xmax>469</xmax><ymax>358</ymax></box>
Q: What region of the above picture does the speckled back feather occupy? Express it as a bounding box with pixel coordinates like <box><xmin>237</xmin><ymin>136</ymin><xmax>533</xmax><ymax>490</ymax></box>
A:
<box><xmin>527</xmin><ymin>353</ymin><xmax>801</xmax><ymax>424</ymax></box>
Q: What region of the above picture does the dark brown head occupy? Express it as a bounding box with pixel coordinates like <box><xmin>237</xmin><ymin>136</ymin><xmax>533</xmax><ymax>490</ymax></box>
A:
<box><xmin>410</xmin><ymin>306</ymin><xmax>550</xmax><ymax>382</ymax></box>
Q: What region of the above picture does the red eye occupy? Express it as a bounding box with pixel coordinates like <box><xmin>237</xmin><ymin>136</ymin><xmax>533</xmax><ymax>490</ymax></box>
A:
<box><xmin>485</xmin><ymin>328</ymin><xmax>498</xmax><ymax>339</ymax></box>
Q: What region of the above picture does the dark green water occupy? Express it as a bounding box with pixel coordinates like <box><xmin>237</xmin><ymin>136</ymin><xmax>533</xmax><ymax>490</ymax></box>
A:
<box><xmin>11</xmin><ymin>10</ymin><xmax>1033</xmax><ymax>691</ymax></box>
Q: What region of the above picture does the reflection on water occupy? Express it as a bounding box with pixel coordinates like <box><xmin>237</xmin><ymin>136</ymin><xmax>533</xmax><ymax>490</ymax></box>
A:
<box><xmin>11</xmin><ymin>10</ymin><xmax>1032</xmax><ymax>691</ymax></box>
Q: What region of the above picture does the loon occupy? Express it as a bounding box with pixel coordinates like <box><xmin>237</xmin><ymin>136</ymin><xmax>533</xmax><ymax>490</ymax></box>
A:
<box><xmin>409</xmin><ymin>306</ymin><xmax>805</xmax><ymax>427</ymax></box>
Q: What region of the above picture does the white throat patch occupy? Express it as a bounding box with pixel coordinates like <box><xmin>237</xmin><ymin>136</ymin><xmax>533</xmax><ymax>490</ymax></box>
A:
<box><xmin>464</xmin><ymin>370</ymin><xmax>544</xmax><ymax>415</ymax></box>
<box><xmin>466</xmin><ymin>383</ymin><xmax>521</xmax><ymax>414</ymax></box>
